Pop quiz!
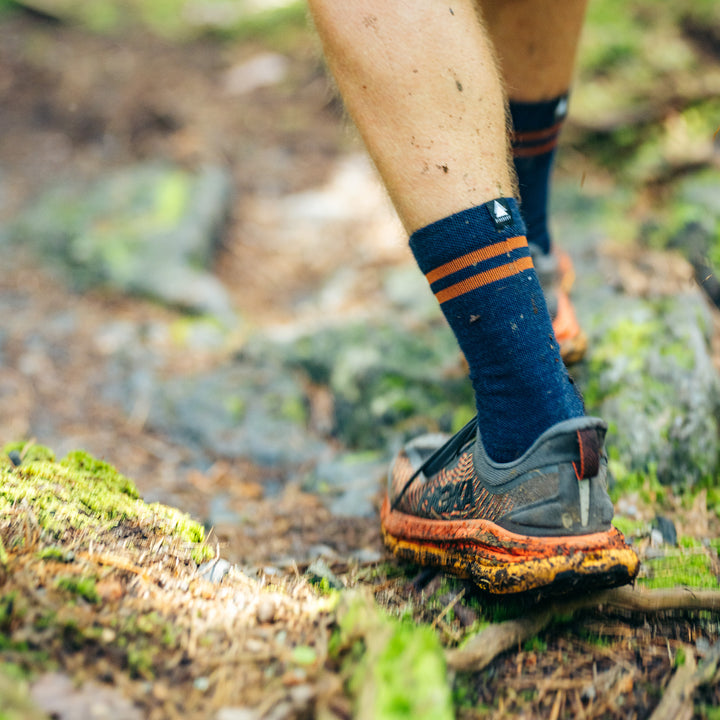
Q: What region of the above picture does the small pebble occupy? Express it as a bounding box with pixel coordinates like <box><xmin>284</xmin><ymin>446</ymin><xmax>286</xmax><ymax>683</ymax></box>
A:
<box><xmin>305</xmin><ymin>559</ymin><xmax>343</xmax><ymax>590</ymax></box>
<box><xmin>194</xmin><ymin>677</ymin><xmax>210</xmax><ymax>692</ymax></box>
<box><xmin>256</xmin><ymin>598</ymin><xmax>277</xmax><ymax>624</ymax></box>
<box><xmin>215</xmin><ymin>708</ymin><xmax>258</xmax><ymax>720</ymax></box>
<box><xmin>289</xmin><ymin>684</ymin><xmax>315</xmax><ymax>707</ymax></box>
<box><xmin>696</xmin><ymin>637</ymin><xmax>711</xmax><ymax>657</ymax></box>
<box><xmin>650</xmin><ymin>529</ymin><xmax>664</xmax><ymax>547</ymax></box>
<box><xmin>8</xmin><ymin>450</ymin><xmax>21</xmax><ymax>467</ymax></box>
<box><xmin>198</xmin><ymin>558</ymin><xmax>233</xmax><ymax>584</ymax></box>
<box><xmin>652</xmin><ymin>515</ymin><xmax>678</xmax><ymax>546</ymax></box>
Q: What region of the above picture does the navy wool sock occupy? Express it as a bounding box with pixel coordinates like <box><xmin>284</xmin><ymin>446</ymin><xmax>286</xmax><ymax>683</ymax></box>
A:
<box><xmin>410</xmin><ymin>198</ymin><xmax>584</xmax><ymax>462</ymax></box>
<box><xmin>510</xmin><ymin>93</ymin><xmax>568</xmax><ymax>255</ymax></box>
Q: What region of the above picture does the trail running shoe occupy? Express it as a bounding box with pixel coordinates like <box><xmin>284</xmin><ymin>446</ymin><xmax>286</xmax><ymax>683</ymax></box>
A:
<box><xmin>381</xmin><ymin>416</ymin><xmax>639</xmax><ymax>595</ymax></box>
<box><xmin>531</xmin><ymin>244</ymin><xmax>588</xmax><ymax>365</ymax></box>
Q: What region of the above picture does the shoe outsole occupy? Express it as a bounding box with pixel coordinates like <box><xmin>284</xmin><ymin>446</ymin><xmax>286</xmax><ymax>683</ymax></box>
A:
<box><xmin>380</xmin><ymin>495</ymin><xmax>639</xmax><ymax>596</ymax></box>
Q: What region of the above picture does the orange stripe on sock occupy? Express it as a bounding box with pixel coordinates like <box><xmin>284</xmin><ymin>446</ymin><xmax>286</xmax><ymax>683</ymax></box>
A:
<box><xmin>512</xmin><ymin>137</ymin><xmax>559</xmax><ymax>158</ymax></box>
<box><xmin>426</xmin><ymin>236</ymin><xmax>528</xmax><ymax>284</ymax></box>
<box><xmin>435</xmin><ymin>256</ymin><xmax>534</xmax><ymax>303</ymax></box>
<box><xmin>511</xmin><ymin>121</ymin><xmax>563</xmax><ymax>143</ymax></box>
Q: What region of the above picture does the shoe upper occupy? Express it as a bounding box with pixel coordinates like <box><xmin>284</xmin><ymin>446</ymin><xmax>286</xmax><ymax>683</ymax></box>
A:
<box><xmin>388</xmin><ymin>416</ymin><xmax>615</xmax><ymax>537</ymax></box>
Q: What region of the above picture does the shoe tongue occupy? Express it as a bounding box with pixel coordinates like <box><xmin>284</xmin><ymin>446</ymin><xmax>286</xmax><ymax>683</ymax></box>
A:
<box><xmin>420</xmin><ymin>417</ymin><xmax>477</xmax><ymax>477</ymax></box>
<box><xmin>572</xmin><ymin>427</ymin><xmax>601</xmax><ymax>479</ymax></box>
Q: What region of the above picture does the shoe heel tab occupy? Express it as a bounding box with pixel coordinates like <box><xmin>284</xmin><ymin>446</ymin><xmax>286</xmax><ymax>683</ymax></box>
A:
<box><xmin>572</xmin><ymin>426</ymin><xmax>602</xmax><ymax>480</ymax></box>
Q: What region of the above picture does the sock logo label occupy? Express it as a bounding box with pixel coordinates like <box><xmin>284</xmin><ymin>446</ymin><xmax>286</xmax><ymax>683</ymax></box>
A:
<box><xmin>489</xmin><ymin>200</ymin><xmax>512</xmax><ymax>229</ymax></box>
<box><xmin>555</xmin><ymin>96</ymin><xmax>568</xmax><ymax>119</ymax></box>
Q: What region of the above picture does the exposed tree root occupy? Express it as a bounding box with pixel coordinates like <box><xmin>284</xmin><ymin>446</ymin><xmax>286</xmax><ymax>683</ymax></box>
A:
<box><xmin>446</xmin><ymin>585</ymin><xmax>720</xmax><ymax>672</ymax></box>
<box><xmin>648</xmin><ymin>639</ymin><xmax>720</xmax><ymax>720</ymax></box>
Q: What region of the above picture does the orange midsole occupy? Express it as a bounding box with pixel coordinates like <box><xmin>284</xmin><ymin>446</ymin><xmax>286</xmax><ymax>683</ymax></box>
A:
<box><xmin>380</xmin><ymin>495</ymin><xmax>630</xmax><ymax>562</ymax></box>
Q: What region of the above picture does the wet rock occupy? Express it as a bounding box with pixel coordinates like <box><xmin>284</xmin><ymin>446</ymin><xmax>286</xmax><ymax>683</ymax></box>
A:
<box><xmin>11</xmin><ymin>163</ymin><xmax>234</xmax><ymax>319</ymax></box>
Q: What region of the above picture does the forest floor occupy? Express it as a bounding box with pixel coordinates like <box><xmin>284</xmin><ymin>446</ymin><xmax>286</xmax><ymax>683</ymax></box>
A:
<box><xmin>1</xmin><ymin>4</ymin><xmax>720</xmax><ymax>719</ymax></box>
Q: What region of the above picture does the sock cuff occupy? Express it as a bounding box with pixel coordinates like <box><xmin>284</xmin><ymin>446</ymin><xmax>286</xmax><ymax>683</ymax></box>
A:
<box><xmin>409</xmin><ymin>199</ymin><xmax>534</xmax><ymax>304</ymax></box>
<box><xmin>409</xmin><ymin>198</ymin><xmax>525</xmax><ymax>275</ymax></box>
<box><xmin>510</xmin><ymin>93</ymin><xmax>569</xmax><ymax>158</ymax></box>
<box><xmin>509</xmin><ymin>93</ymin><xmax>569</xmax><ymax>132</ymax></box>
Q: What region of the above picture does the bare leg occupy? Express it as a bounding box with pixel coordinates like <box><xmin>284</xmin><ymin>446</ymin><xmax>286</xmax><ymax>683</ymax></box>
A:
<box><xmin>307</xmin><ymin>0</ymin><xmax>637</xmax><ymax>599</ymax></box>
<box><xmin>480</xmin><ymin>0</ymin><xmax>588</xmax><ymax>102</ymax></box>
<box><xmin>307</xmin><ymin>0</ymin><xmax>514</xmax><ymax>234</ymax></box>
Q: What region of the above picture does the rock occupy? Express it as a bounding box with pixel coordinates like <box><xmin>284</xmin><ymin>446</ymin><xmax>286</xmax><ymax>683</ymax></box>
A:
<box><xmin>305</xmin><ymin>558</ymin><xmax>343</xmax><ymax>590</ymax></box>
<box><xmin>11</xmin><ymin>163</ymin><xmax>235</xmax><ymax>319</ymax></box>
<box><xmin>222</xmin><ymin>53</ymin><xmax>289</xmax><ymax>96</ymax></box>
<box><xmin>652</xmin><ymin>515</ymin><xmax>678</xmax><ymax>546</ymax></box>
<box><xmin>288</xmin><ymin>684</ymin><xmax>315</xmax><ymax>708</ymax></box>
<box><xmin>303</xmin><ymin>451</ymin><xmax>386</xmax><ymax>517</ymax></box>
<box><xmin>142</xmin><ymin>361</ymin><xmax>328</xmax><ymax>467</ymax></box>
<box><xmin>215</xmin><ymin>709</ymin><xmax>259</xmax><ymax>720</ymax></box>
<box><xmin>651</xmin><ymin>170</ymin><xmax>720</xmax><ymax>308</ymax></box>
<box><xmin>282</xmin><ymin>319</ymin><xmax>474</xmax><ymax>450</ymax></box>
<box><xmin>198</xmin><ymin>558</ymin><xmax>233</xmax><ymax>584</ymax></box>
<box><xmin>256</xmin><ymin>598</ymin><xmax>277</xmax><ymax>624</ymax></box>
<box><xmin>30</xmin><ymin>672</ymin><xmax>142</xmax><ymax>720</ymax></box>
<box><xmin>579</xmin><ymin>290</ymin><xmax>720</xmax><ymax>487</ymax></box>
<box><xmin>552</xmin><ymin>181</ymin><xmax>720</xmax><ymax>489</ymax></box>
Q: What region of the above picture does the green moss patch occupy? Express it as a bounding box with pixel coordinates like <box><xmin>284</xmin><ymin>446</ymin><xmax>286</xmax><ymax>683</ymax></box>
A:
<box><xmin>332</xmin><ymin>591</ymin><xmax>454</xmax><ymax>720</ymax></box>
<box><xmin>638</xmin><ymin>547</ymin><xmax>719</xmax><ymax>590</ymax></box>
<box><xmin>0</xmin><ymin>442</ymin><xmax>209</xmax><ymax>557</ymax></box>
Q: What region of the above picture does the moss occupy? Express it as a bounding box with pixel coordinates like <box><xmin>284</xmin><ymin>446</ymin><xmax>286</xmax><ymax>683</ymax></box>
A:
<box><xmin>60</xmin><ymin>450</ymin><xmax>139</xmax><ymax>499</ymax></box>
<box><xmin>373</xmin><ymin>624</ymin><xmax>452</xmax><ymax>720</ymax></box>
<box><xmin>37</xmin><ymin>546</ymin><xmax>74</xmax><ymax>562</ymax></box>
<box><xmin>55</xmin><ymin>576</ymin><xmax>100</xmax><ymax>604</ymax></box>
<box><xmin>3</xmin><ymin>443</ymin><xmax>55</xmax><ymax>465</ymax></box>
<box><xmin>612</xmin><ymin>516</ymin><xmax>645</xmax><ymax>540</ymax></box>
<box><xmin>579</xmin><ymin>628</ymin><xmax>613</xmax><ymax>648</ymax></box>
<box><xmin>334</xmin><ymin>592</ymin><xmax>454</xmax><ymax>720</ymax></box>
<box><xmin>0</xmin><ymin>443</ymin><xmax>208</xmax><ymax>551</ymax></box>
<box><xmin>127</xmin><ymin>646</ymin><xmax>156</xmax><ymax>679</ymax></box>
<box><xmin>0</xmin><ymin>664</ymin><xmax>46</xmax><ymax>720</ymax></box>
<box><xmin>0</xmin><ymin>443</ymin><xmax>212</xmax><ymax>566</ymax></box>
<box><xmin>608</xmin><ymin>461</ymin><xmax>665</xmax><ymax>505</ymax></box>
<box><xmin>639</xmin><ymin>548</ymin><xmax>719</xmax><ymax>590</ymax></box>
<box><xmin>523</xmin><ymin>636</ymin><xmax>548</xmax><ymax>653</ymax></box>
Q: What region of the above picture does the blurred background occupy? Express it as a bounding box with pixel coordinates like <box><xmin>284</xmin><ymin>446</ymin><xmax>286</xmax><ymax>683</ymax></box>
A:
<box><xmin>0</xmin><ymin>0</ymin><xmax>719</xmax><ymax>567</ymax></box>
